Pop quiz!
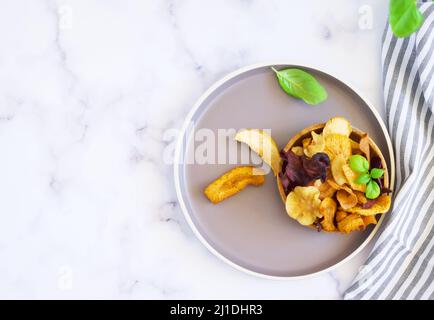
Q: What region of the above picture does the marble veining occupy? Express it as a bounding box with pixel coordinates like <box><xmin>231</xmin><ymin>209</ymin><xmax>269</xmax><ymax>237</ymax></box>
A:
<box><xmin>0</xmin><ymin>0</ymin><xmax>389</xmax><ymax>299</ymax></box>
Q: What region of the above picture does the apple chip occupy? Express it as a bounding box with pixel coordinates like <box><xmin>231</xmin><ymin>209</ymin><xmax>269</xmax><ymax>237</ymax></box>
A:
<box><xmin>235</xmin><ymin>129</ymin><xmax>282</xmax><ymax>176</ymax></box>
<box><xmin>204</xmin><ymin>166</ymin><xmax>265</xmax><ymax>204</ymax></box>
<box><xmin>342</xmin><ymin>164</ymin><xmax>366</xmax><ymax>192</ymax></box>
<box><xmin>338</xmin><ymin>213</ymin><xmax>365</xmax><ymax>234</ymax></box>
<box><xmin>291</xmin><ymin>146</ymin><xmax>304</xmax><ymax>156</ymax></box>
<box><xmin>359</xmin><ymin>133</ymin><xmax>370</xmax><ymax>162</ymax></box>
<box><xmin>345</xmin><ymin>195</ymin><xmax>392</xmax><ymax>216</ymax></box>
<box><xmin>304</xmin><ymin>131</ymin><xmax>325</xmax><ymax>158</ymax></box>
<box><xmin>362</xmin><ymin>215</ymin><xmax>377</xmax><ymax>227</ymax></box>
<box><xmin>286</xmin><ymin>186</ymin><xmax>322</xmax><ymax>226</ymax></box>
<box><xmin>336</xmin><ymin>189</ymin><xmax>358</xmax><ymax>210</ymax></box>
<box><xmin>314</xmin><ymin>179</ymin><xmax>337</xmax><ymax>200</ymax></box>
<box><xmin>320</xmin><ymin>197</ymin><xmax>337</xmax><ymax>232</ymax></box>
<box><xmin>331</xmin><ymin>155</ymin><xmax>348</xmax><ymax>186</ymax></box>
<box><xmin>323</xmin><ymin>117</ymin><xmax>352</xmax><ymax>138</ymax></box>
<box><xmin>325</xmin><ymin>134</ymin><xmax>352</xmax><ymax>160</ymax></box>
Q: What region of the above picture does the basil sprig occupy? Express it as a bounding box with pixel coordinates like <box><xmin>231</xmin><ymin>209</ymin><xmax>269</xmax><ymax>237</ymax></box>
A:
<box><xmin>349</xmin><ymin>155</ymin><xmax>384</xmax><ymax>200</ymax></box>
<box><xmin>389</xmin><ymin>0</ymin><xmax>425</xmax><ymax>38</ymax></box>
<box><xmin>271</xmin><ymin>67</ymin><xmax>328</xmax><ymax>105</ymax></box>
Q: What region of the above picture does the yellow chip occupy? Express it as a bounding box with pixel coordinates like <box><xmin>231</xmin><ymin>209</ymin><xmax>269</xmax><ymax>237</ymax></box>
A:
<box><xmin>359</xmin><ymin>133</ymin><xmax>370</xmax><ymax>162</ymax></box>
<box><xmin>304</xmin><ymin>131</ymin><xmax>325</xmax><ymax>158</ymax></box>
<box><xmin>323</xmin><ymin>117</ymin><xmax>352</xmax><ymax>137</ymax></box>
<box><xmin>315</xmin><ymin>179</ymin><xmax>337</xmax><ymax>200</ymax></box>
<box><xmin>345</xmin><ymin>195</ymin><xmax>392</xmax><ymax>216</ymax></box>
<box><xmin>336</xmin><ymin>189</ymin><xmax>358</xmax><ymax>210</ymax></box>
<box><xmin>320</xmin><ymin>197</ymin><xmax>337</xmax><ymax>232</ymax></box>
<box><xmin>302</xmin><ymin>137</ymin><xmax>312</xmax><ymax>149</ymax></box>
<box><xmin>325</xmin><ymin>134</ymin><xmax>352</xmax><ymax>160</ymax></box>
<box><xmin>291</xmin><ymin>146</ymin><xmax>304</xmax><ymax>156</ymax></box>
<box><xmin>342</xmin><ymin>164</ymin><xmax>366</xmax><ymax>192</ymax></box>
<box><xmin>337</xmin><ymin>213</ymin><xmax>365</xmax><ymax>234</ymax></box>
<box><xmin>331</xmin><ymin>155</ymin><xmax>348</xmax><ymax>186</ymax></box>
<box><xmin>285</xmin><ymin>186</ymin><xmax>322</xmax><ymax>226</ymax></box>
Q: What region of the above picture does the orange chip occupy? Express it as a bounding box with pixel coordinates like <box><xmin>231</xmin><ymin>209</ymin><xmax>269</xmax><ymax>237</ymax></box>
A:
<box><xmin>336</xmin><ymin>189</ymin><xmax>358</xmax><ymax>210</ymax></box>
<box><xmin>345</xmin><ymin>195</ymin><xmax>392</xmax><ymax>216</ymax></box>
<box><xmin>359</xmin><ymin>133</ymin><xmax>370</xmax><ymax>162</ymax></box>
<box><xmin>338</xmin><ymin>213</ymin><xmax>365</xmax><ymax>234</ymax></box>
<box><xmin>362</xmin><ymin>215</ymin><xmax>377</xmax><ymax>227</ymax></box>
<box><xmin>320</xmin><ymin>197</ymin><xmax>337</xmax><ymax>232</ymax></box>
<box><xmin>204</xmin><ymin>166</ymin><xmax>265</xmax><ymax>204</ymax></box>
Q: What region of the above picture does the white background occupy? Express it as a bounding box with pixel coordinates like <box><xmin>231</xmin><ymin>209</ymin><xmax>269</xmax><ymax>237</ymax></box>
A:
<box><xmin>0</xmin><ymin>0</ymin><xmax>389</xmax><ymax>299</ymax></box>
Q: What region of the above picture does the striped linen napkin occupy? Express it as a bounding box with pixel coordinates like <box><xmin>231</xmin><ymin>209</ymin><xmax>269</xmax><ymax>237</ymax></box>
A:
<box><xmin>345</xmin><ymin>2</ymin><xmax>434</xmax><ymax>300</ymax></box>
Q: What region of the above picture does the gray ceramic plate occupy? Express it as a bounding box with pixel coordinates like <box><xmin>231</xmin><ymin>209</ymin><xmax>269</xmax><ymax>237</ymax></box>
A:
<box><xmin>174</xmin><ymin>63</ymin><xmax>394</xmax><ymax>279</ymax></box>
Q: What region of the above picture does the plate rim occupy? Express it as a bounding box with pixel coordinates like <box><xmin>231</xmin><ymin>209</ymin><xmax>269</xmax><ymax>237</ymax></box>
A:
<box><xmin>174</xmin><ymin>62</ymin><xmax>395</xmax><ymax>280</ymax></box>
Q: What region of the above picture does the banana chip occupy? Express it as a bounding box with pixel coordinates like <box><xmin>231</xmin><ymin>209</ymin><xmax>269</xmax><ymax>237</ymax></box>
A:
<box><xmin>323</xmin><ymin>117</ymin><xmax>352</xmax><ymax>137</ymax></box>
<box><xmin>331</xmin><ymin>155</ymin><xmax>348</xmax><ymax>186</ymax></box>
<box><xmin>336</xmin><ymin>189</ymin><xmax>358</xmax><ymax>210</ymax></box>
<box><xmin>320</xmin><ymin>197</ymin><xmax>337</xmax><ymax>232</ymax></box>
<box><xmin>337</xmin><ymin>213</ymin><xmax>365</xmax><ymax>234</ymax></box>
<box><xmin>204</xmin><ymin>166</ymin><xmax>265</xmax><ymax>204</ymax></box>
<box><xmin>342</xmin><ymin>164</ymin><xmax>366</xmax><ymax>192</ymax></box>
<box><xmin>304</xmin><ymin>131</ymin><xmax>325</xmax><ymax>158</ymax></box>
<box><xmin>286</xmin><ymin>186</ymin><xmax>322</xmax><ymax>226</ymax></box>
<box><xmin>325</xmin><ymin>134</ymin><xmax>352</xmax><ymax>160</ymax></box>
<box><xmin>345</xmin><ymin>195</ymin><xmax>392</xmax><ymax>216</ymax></box>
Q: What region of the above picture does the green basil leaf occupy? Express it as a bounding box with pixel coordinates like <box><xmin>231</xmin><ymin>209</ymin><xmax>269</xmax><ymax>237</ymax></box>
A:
<box><xmin>356</xmin><ymin>173</ymin><xmax>371</xmax><ymax>185</ymax></box>
<box><xmin>390</xmin><ymin>0</ymin><xmax>424</xmax><ymax>38</ymax></box>
<box><xmin>366</xmin><ymin>180</ymin><xmax>381</xmax><ymax>200</ymax></box>
<box><xmin>349</xmin><ymin>155</ymin><xmax>370</xmax><ymax>173</ymax></box>
<box><xmin>370</xmin><ymin>168</ymin><xmax>385</xmax><ymax>179</ymax></box>
<box><xmin>271</xmin><ymin>67</ymin><xmax>328</xmax><ymax>105</ymax></box>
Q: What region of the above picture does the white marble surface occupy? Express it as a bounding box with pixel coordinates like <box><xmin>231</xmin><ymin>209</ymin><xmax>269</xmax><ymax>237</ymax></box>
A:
<box><xmin>0</xmin><ymin>0</ymin><xmax>390</xmax><ymax>299</ymax></box>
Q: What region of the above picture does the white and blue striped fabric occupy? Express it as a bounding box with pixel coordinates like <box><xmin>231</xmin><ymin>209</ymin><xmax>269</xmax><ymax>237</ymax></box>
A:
<box><xmin>345</xmin><ymin>1</ymin><xmax>434</xmax><ymax>300</ymax></box>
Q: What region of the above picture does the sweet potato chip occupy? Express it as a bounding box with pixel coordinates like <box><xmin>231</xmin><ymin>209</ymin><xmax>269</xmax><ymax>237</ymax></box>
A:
<box><xmin>350</xmin><ymin>138</ymin><xmax>359</xmax><ymax>151</ymax></box>
<box><xmin>336</xmin><ymin>189</ymin><xmax>358</xmax><ymax>210</ymax></box>
<box><xmin>362</xmin><ymin>215</ymin><xmax>377</xmax><ymax>227</ymax></box>
<box><xmin>320</xmin><ymin>197</ymin><xmax>337</xmax><ymax>232</ymax></box>
<box><xmin>331</xmin><ymin>155</ymin><xmax>348</xmax><ymax>186</ymax></box>
<box><xmin>325</xmin><ymin>134</ymin><xmax>352</xmax><ymax>160</ymax></box>
<box><xmin>345</xmin><ymin>195</ymin><xmax>392</xmax><ymax>216</ymax></box>
<box><xmin>335</xmin><ymin>210</ymin><xmax>348</xmax><ymax>222</ymax></box>
<box><xmin>338</xmin><ymin>213</ymin><xmax>365</xmax><ymax>234</ymax></box>
<box><xmin>359</xmin><ymin>133</ymin><xmax>370</xmax><ymax>162</ymax></box>
<box><xmin>285</xmin><ymin>186</ymin><xmax>322</xmax><ymax>226</ymax></box>
<box><xmin>204</xmin><ymin>166</ymin><xmax>265</xmax><ymax>204</ymax></box>
<box><xmin>342</xmin><ymin>164</ymin><xmax>366</xmax><ymax>192</ymax></box>
<box><xmin>355</xmin><ymin>191</ymin><xmax>368</xmax><ymax>204</ymax></box>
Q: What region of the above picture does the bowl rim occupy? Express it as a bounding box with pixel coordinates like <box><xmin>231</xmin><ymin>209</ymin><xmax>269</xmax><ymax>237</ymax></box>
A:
<box><xmin>173</xmin><ymin>61</ymin><xmax>395</xmax><ymax>280</ymax></box>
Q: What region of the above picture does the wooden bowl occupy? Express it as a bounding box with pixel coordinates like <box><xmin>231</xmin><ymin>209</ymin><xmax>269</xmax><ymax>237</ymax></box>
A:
<box><xmin>276</xmin><ymin>123</ymin><xmax>390</xmax><ymax>204</ymax></box>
